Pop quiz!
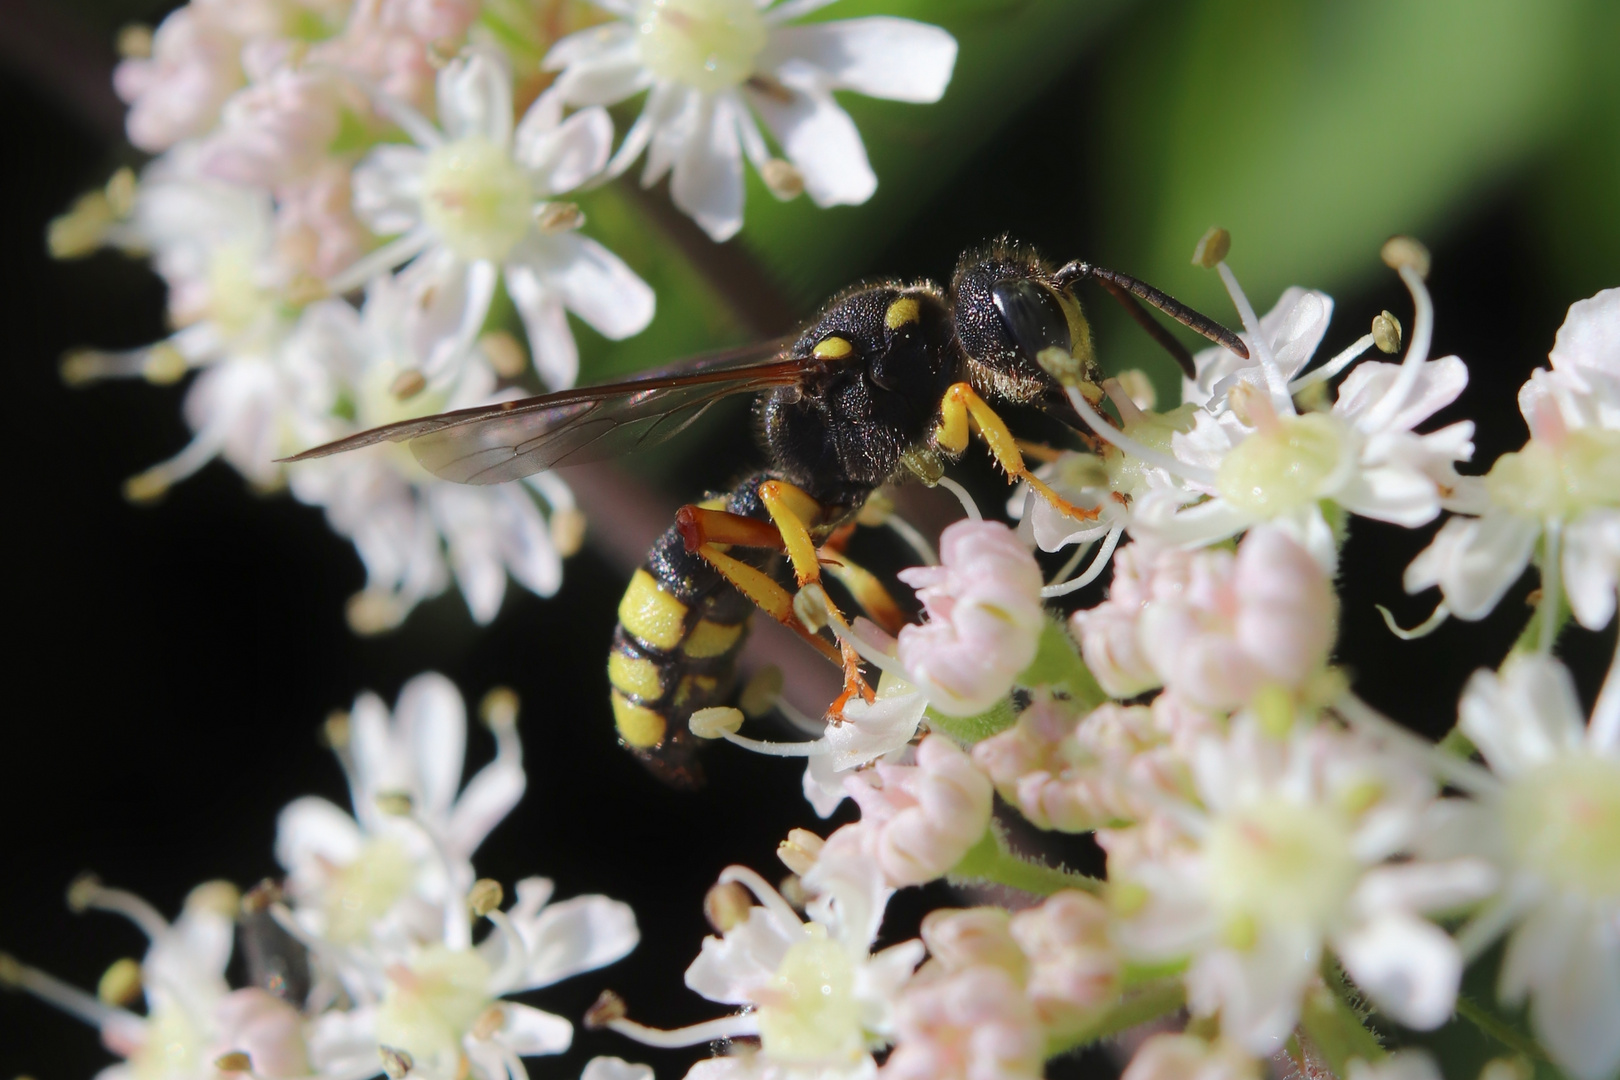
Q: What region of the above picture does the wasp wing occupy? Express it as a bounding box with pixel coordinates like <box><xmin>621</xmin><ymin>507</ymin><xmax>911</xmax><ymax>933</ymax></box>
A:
<box><xmin>282</xmin><ymin>336</ymin><xmax>805</xmax><ymax>485</ymax></box>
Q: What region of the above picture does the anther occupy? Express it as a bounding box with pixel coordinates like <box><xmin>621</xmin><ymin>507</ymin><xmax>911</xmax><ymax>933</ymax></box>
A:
<box><xmin>0</xmin><ymin>952</ymin><xmax>23</xmax><ymax>988</ymax></box>
<box><xmin>534</xmin><ymin>202</ymin><xmax>585</xmax><ymax>233</ymax></box>
<box><xmin>584</xmin><ymin>989</ymin><xmax>628</xmax><ymax>1030</ymax></box>
<box><xmin>66</xmin><ymin>873</ymin><xmax>102</xmax><ymax>914</ymax></box>
<box><xmin>778</xmin><ymin>874</ymin><xmax>808</xmax><ymax>911</ymax></box>
<box><xmin>123</xmin><ymin>467</ymin><xmax>171</xmax><ymax>505</ymax></box>
<box><xmin>105</xmin><ymin>168</ymin><xmax>136</xmax><ymax>218</ymax></box>
<box><xmin>689</xmin><ymin>707</ymin><xmax>744</xmax><ymax>740</ymax></box>
<box><xmin>760</xmin><ymin>159</ymin><xmax>804</xmax><ymax>201</ymax></box>
<box><xmin>215</xmin><ymin>1052</ymin><xmax>254</xmax><ymax>1074</ymax></box>
<box><xmin>241</xmin><ymin>879</ymin><xmax>282</xmax><ymax>915</ymax></box>
<box><xmin>374</xmin><ymin>791</ymin><xmax>414</xmax><ymax>816</ymax></box>
<box><xmin>478</xmin><ymin>330</ymin><xmax>527</xmax><ymax>379</ymax></box>
<box><xmin>776</xmin><ymin>829</ymin><xmax>824</xmax><ymax>876</ymax></box>
<box><xmin>703</xmin><ymin>881</ymin><xmax>753</xmax><ymax>933</ymax></box>
<box><xmin>190</xmin><ymin>881</ymin><xmax>241</xmax><ymax>917</ymax></box>
<box><xmin>479</xmin><ymin>687</ymin><xmax>520</xmax><ymax>731</ymax></box>
<box><xmin>97</xmin><ymin>958</ymin><xmax>141</xmax><ymax>1006</ymax></box>
<box><xmin>379</xmin><ymin>1046</ymin><xmax>415</xmax><ymax>1080</ymax></box>
<box><xmin>472</xmin><ymin>1004</ymin><xmax>506</xmax><ymax>1040</ymax></box>
<box><xmin>1380</xmin><ymin>236</ymin><xmax>1431</xmax><ymax>279</ymax></box>
<box><xmin>550</xmin><ymin>508</ymin><xmax>586</xmax><ymax>557</ymax></box>
<box><xmin>143</xmin><ymin>343</ymin><xmax>188</xmax><ymax>384</ymax></box>
<box><xmin>320</xmin><ymin>710</ymin><xmax>352</xmax><ymax>750</ymax></box>
<box><xmin>116</xmin><ymin>24</ymin><xmax>153</xmax><ymax>59</ymax></box>
<box><xmin>1035</xmin><ymin>346</ymin><xmax>1084</xmax><ymax>388</ymax></box>
<box><xmin>793</xmin><ymin>584</ymin><xmax>831</xmax><ymax>634</ymax></box>
<box><xmin>390</xmin><ymin>370</ymin><xmax>427</xmax><ymax>400</ymax></box>
<box><xmin>1191</xmin><ymin>226</ymin><xmax>1231</xmax><ymax>268</ymax></box>
<box><xmin>468</xmin><ymin>879</ymin><xmax>504</xmax><ymax>917</ymax></box>
<box><xmin>1372</xmin><ymin>310</ymin><xmax>1403</xmax><ymax>354</ymax></box>
<box><xmin>738</xmin><ymin>666</ymin><xmax>783</xmax><ymax>719</ymax></box>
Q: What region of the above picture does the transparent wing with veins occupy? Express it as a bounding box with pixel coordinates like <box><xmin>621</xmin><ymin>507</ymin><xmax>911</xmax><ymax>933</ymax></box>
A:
<box><xmin>281</xmin><ymin>337</ymin><xmax>803</xmax><ymax>485</ymax></box>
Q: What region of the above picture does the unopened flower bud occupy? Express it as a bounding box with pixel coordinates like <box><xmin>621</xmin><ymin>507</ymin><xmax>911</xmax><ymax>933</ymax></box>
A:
<box><xmin>478</xmin><ymin>330</ymin><xmax>528</xmax><ymax>379</ymax></box>
<box><xmin>1381</xmin><ymin>235</ymin><xmax>1431</xmax><ymax>279</ymax></box>
<box><xmin>738</xmin><ymin>666</ymin><xmax>783</xmax><ymax>719</ymax></box>
<box><xmin>467</xmin><ymin>879</ymin><xmax>503</xmax><ymax>917</ymax></box>
<box><xmin>550</xmin><ymin>508</ymin><xmax>586</xmax><ymax>557</ymax></box>
<box><xmin>1192</xmin><ymin>226</ymin><xmax>1231</xmax><ymax>268</ymax></box>
<box><xmin>793</xmin><ymin>584</ymin><xmax>831</xmax><ymax>634</ymax></box>
<box><xmin>390</xmin><ymin>370</ymin><xmax>427</xmax><ymax>401</ymax></box>
<box><xmin>1372</xmin><ymin>310</ymin><xmax>1403</xmax><ymax>354</ymax></box>
<box><xmin>97</xmin><ymin>958</ymin><xmax>142</xmax><ymax>1005</ymax></box>
<box><xmin>374</xmin><ymin>791</ymin><xmax>414</xmax><ymax>816</ymax></box>
<box><xmin>379</xmin><ymin>1046</ymin><xmax>414</xmax><ymax>1080</ymax></box>
<box><xmin>584</xmin><ymin>990</ymin><xmax>627</xmax><ymax>1029</ymax></box>
<box><xmin>479</xmin><ymin>688</ymin><xmax>519</xmax><ymax>730</ymax></box>
<box><xmin>703</xmin><ymin>880</ymin><xmax>753</xmax><ymax>932</ymax></box>
<box><xmin>215</xmin><ymin>1052</ymin><xmax>253</xmax><ymax>1074</ymax></box>
<box><xmin>760</xmin><ymin>159</ymin><xmax>804</xmax><ymax>200</ymax></box>
<box><xmin>776</xmin><ymin>828</ymin><xmax>825</xmax><ymax>875</ymax></box>
<box><xmin>920</xmin><ymin>907</ymin><xmax>1024</xmax><ymax>974</ymax></box>
<box><xmin>534</xmin><ymin>202</ymin><xmax>585</xmax><ymax>233</ymax></box>
<box><xmin>689</xmin><ymin>706</ymin><xmax>744</xmax><ymax>739</ymax></box>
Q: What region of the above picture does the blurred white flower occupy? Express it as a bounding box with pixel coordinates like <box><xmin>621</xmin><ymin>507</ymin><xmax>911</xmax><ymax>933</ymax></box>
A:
<box><xmin>340</xmin><ymin>50</ymin><xmax>654</xmax><ymax>388</ymax></box>
<box><xmin>1418</xmin><ymin>653</ymin><xmax>1620</xmax><ymax>1080</ymax></box>
<box><xmin>544</xmin><ymin>0</ymin><xmax>957</xmax><ymax>240</ymax></box>
<box><xmin>1101</xmin><ymin>717</ymin><xmax>1494</xmax><ymax>1054</ymax></box>
<box><xmin>1406</xmin><ymin>288</ymin><xmax>1620</xmax><ymax>631</ymax></box>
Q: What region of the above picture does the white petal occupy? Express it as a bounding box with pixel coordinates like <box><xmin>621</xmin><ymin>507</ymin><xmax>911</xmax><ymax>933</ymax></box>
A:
<box><xmin>519</xmin><ymin>895</ymin><xmax>640</xmax><ymax>989</ymax></box>
<box><xmin>581</xmin><ymin>1058</ymin><xmax>654</xmax><ymax>1080</ymax></box>
<box><xmin>438</xmin><ymin>51</ymin><xmax>514</xmax><ymax>145</ymax></box>
<box><xmin>543</xmin><ymin>23</ymin><xmax>636</xmax><ymax>72</ymax></box>
<box><xmin>1523</xmin><ymin>909</ymin><xmax>1620</xmax><ymax>1080</ymax></box>
<box><xmin>511</xmin><ymin>876</ymin><xmax>556</xmax><ymax>922</ymax></box>
<box><xmin>495</xmin><ymin>486</ymin><xmax>563</xmax><ymax>598</ymax></box>
<box><xmin>748</xmin><ymin>66</ymin><xmax>875</xmax><ymax>207</ymax></box>
<box><xmin>825</xmin><ymin>686</ymin><xmax>926</xmax><ymax>769</ymax></box>
<box><xmin>516</xmin><ymin>101</ymin><xmax>613</xmax><ymax>195</ymax></box>
<box><xmin>1337</xmin><ymin>357</ymin><xmax>1469</xmax><ymax>432</ymax></box>
<box><xmin>503</xmin><ymin>261</ymin><xmax>578</xmax><ymax>390</ymax></box>
<box><xmin>1459</xmin><ymin>654</ymin><xmax>1587</xmax><ymax>775</ymax></box>
<box><xmin>1335</xmin><ymin>462</ymin><xmax>1441</xmax><ymax>528</ymax></box>
<box><xmin>274</xmin><ymin>796</ymin><xmax>364</xmax><ymax>873</ymax></box>
<box><xmin>446</xmin><ymin>740</ymin><xmax>525</xmax><ymax>857</ymax></box>
<box><xmin>803</xmin><ymin>755</ymin><xmax>850</xmax><ymax>817</ymax></box>
<box><xmin>1348</xmin><ymin>859</ymin><xmax>1499</xmax><ymax>920</ymax></box>
<box><xmin>510</xmin><ymin>232</ymin><xmax>654</xmax><ymax>343</ymax></box>
<box><xmin>498</xmin><ymin>1003</ymin><xmax>574</xmax><ymax>1056</ymax></box>
<box><xmin>433</xmin><ymin>486</ymin><xmax>509</xmax><ymax>623</ymax></box>
<box><xmin>668</xmin><ymin>93</ymin><xmax>746</xmax><ymax>241</ymax></box>
<box><xmin>685</xmin><ymin>908</ymin><xmax>796</xmax><ymax>1005</ymax></box>
<box><xmin>763</xmin><ymin>18</ymin><xmax>957</xmax><ymax>103</ymax></box>
<box><xmin>1334</xmin><ymin>914</ymin><xmax>1460</xmax><ymax>1030</ymax></box>
<box><xmin>352</xmin><ymin>145</ymin><xmax>428</xmax><ymax>236</ymax></box>
<box><xmin>348</xmin><ymin>689</ymin><xmax>398</xmax><ymax>813</ymax></box>
<box><xmin>395</xmin><ymin>672</ymin><xmax>470</xmax><ymax>820</ymax></box>
<box><xmin>1564</xmin><ymin>510</ymin><xmax>1620</xmax><ymax>630</ymax></box>
<box><xmin>1403</xmin><ymin>512</ymin><xmax>1539</xmax><ymax>620</ymax></box>
<box><xmin>548</xmin><ymin>30</ymin><xmax>651</xmax><ymax>106</ymax></box>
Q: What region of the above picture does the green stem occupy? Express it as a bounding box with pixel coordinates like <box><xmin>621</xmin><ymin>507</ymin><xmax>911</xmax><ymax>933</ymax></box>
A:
<box><xmin>1455</xmin><ymin>996</ymin><xmax>1550</xmax><ymax>1063</ymax></box>
<box><xmin>1300</xmin><ymin>982</ymin><xmax>1385</xmax><ymax>1074</ymax></box>
<box><xmin>1046</xmin><ymin>978</ymin><xmax>1187</xmax><ymax>1058</ymax></box>
<box><xmin>949</xmin><ymin>828</ymin><xmax>1104</xmax><ymax>896</ymax></box>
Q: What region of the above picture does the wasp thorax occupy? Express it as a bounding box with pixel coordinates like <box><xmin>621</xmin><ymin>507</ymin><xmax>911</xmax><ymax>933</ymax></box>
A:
<box><xmin>636</xmin><ymin>0</ymin><xmax>766</xmax><ymax>92</ymax></box>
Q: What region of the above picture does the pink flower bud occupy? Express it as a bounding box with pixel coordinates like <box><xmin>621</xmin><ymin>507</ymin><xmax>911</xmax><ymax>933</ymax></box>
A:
<box><xmin>1068</xmin><ymin>540</ymin><xmax>1177</xmax><ymax>697</ymax></box>
<box><xmin>1121</xmin><ymin>1035</ymin><xmax>1259</xmax><ymax>1080</ymax></box>
<box><xmin>897</xmin><ymin>521</ymin><xmax>1046</xmax><ymax>716</ymax></box>
<box><xmin>199</xmin><ymin>66</ymin><xmax>347</xmax><ymax>187</ymax></box>
<box><xmin>115</xmin><ymin>8</ymin><xmax>244</xmax><ymax>152</ymax></box>
<box><xmin>1008</xmin><ymin>891</ymin><xmax>1120</xmax><ymax>1034</ymax></box>
<box><xmin>884</xmin><ymin>965</ymin><xmax>1044</xmax><ymax>1080</ymax></box>
<box><xmin>920</xmin><ymin>907</ymin><xmax>1025</xmax><ymax>976</ymax></box>
<box><xmin>846</xmin><ymin>736</ymin><xmax>992</xmax><ymax>887</ymax></box>
<box><xmin>275</xmin><ymin>166</ymin><xmax>370</xmax><ymax>280</ymax></box>
<box><xmin>213</xmin><ymin>989</ymin><xmax>310</xmax><ymax>1078</ymax></box>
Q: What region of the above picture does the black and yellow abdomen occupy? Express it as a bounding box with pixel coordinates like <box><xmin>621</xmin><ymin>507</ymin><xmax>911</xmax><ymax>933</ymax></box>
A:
<box><xmin>607</xmin><ymin>476</ymin><xmax>778</xmax><ymax>786</ymax></box>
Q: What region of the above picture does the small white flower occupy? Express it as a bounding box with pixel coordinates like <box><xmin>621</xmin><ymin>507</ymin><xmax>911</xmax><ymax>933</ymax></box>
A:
<box><xmin>1101</xmin><ymin>717</ymin><xmax>1495</xmax><ymax>1054</ymax></box>
<box><xmin>544</xmin><ymin>0</ymin><xmax>958</xmax><ymax>240</ymax></box>
<box><xmin>1419</xmin><ymin>653</ymin><xmax>1620</xmax><ymax>1080</ymax></box>
<box><xmin>1406</xmin><ymin>288</ymin><xmax>1620</xmax><ymax>631</ymax></box>
<box><xmin>339</xmin><ymin>50</ymin><xmax>654</xmax><ymax>389</ymax></box>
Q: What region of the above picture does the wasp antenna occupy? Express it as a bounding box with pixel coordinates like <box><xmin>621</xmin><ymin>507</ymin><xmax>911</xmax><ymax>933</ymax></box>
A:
<box><xmin>1054</xmin><ymin>261</ymin><xmax>1250</xmax><ymax>369</ymax></box>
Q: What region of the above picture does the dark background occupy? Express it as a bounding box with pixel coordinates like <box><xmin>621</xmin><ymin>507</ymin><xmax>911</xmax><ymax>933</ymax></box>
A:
<box><xmin>2</xmin><ymin>2</ymin><xmax>1616</xmax><ymax>1078</ymax></box>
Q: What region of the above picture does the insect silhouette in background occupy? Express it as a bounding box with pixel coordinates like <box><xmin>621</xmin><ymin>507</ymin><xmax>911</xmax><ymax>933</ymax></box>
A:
<box><xmin>288</xmin><ymin>240</ymin><xmax>1246</xmax><ymax>786</ymax></box>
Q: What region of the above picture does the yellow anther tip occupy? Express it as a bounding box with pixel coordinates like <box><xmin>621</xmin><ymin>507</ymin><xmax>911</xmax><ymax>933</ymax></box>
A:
<box><xmin>1192</xmin><ymin>226</ymin><xmax>1231</xmax><ymax>268</ymax></box>
<box><xmin>689</xmin><ymin>706</ymin><xmax>744</xmax><ymax>740</ymax></box>
<box><xmin>479</xmin><ymin>687</ymin><xmax>520</xmax><ymax>730</ymax></box>
<box><xmin>1381</xmin><ymin>235</ymin><xmax>1431</xmax><ymax>279</ymax></box>
<box><xmin>467</xmin><ymin>878</ymin><xmax>504</xmax><ymax>917</ymax></box>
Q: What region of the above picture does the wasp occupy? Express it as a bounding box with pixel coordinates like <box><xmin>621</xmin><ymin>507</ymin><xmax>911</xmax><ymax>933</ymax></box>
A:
<box><xmin>288</xmin><ymin>240</ymin><xmax>1245</xmax><ymax>786</ymax></box>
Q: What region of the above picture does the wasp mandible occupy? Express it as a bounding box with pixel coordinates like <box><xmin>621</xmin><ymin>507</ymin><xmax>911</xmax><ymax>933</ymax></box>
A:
<box><xmin>287</xmin><ymin>240</ymin><xmax>1246</xmax><ymax>785</ymax></box>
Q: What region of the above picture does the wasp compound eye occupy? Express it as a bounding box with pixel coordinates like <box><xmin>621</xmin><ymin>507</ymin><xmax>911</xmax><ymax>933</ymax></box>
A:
<box><xmin>991</xmin><ymin>278</ymin><xmax>1071</xmax><ymax>362</ymax></box>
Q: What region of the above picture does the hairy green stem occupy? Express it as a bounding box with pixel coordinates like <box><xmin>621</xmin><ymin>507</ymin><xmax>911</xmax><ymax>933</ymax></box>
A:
<box><xmin>1301</xmin><ymin>980</ymin><xmax>1385</xmax><ymax>1074</ymax></box>
<box><xmin>1455</xmin><ymin>996</ymin><xmax>1550</xmax><ymax>1063</ymax></box>
<box><xmin>950</xmin><ymin>828</ymin><xmax>1104</xmax><ymax>896</ymax></box>
<box><xmin>1046</xmin><ymin>977</ymin><xmax>1187</xmax><ymax>1058</ymax></box>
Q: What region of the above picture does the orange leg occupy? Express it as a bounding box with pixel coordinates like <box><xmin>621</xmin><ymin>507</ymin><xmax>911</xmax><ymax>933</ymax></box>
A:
<box><xmin>935</xmin><ymin>382</ymin><xmax>1101</xmax><ymax>523</ymax></box>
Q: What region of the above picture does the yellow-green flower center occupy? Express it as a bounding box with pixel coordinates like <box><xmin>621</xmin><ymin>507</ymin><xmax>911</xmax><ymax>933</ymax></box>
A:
<box><xmin>377</xmin><ymin>946</ymin><xmax>495</xmax><ymax>1064</ymax></box>
<box><xmin>635</xmin><ymin>0</ymin><xmax>766</xmax><ymax>92</ymax></box>
<box><xmin>1484</xmin><ymin>429</ymin><xmax>1620</xmax><ymax>520</ymax></box>
<box><xmin>1216</xmin><ymin>412</ymin><xmax>1348</xmax><ymax>516</ymax></box>
<box><xmin>206</xmin><ymin>243</ymin><xmax>279</xmax><ymax>341</ymax></box>
<box><xmin>1204</xmin><ymin>799</ymin><xmax>1360</xmax><ymax>940</ymax></box>
<box><xmin>130</xmin><ymin>1003</ymin><xmax>205</xmax><ymax>1080</ymax></box>
<box><xmin>756</xmin><ymin>928</ymin><xmax>863</xmax><ymax>1064</ymax></box>
<box><xmin>1503</xmin><ymin>752</ymin><xmax>1620</xmax><ymax>900</ymax></box>
<box><xmin>323</xmin><ymin>837</ymin><xmax>416</xmax><ymax>943</ymax></box>
<box><xmin>420</xmin><ymin>137</ymin><xmax>532</xmax><ymax>263</ymax></box>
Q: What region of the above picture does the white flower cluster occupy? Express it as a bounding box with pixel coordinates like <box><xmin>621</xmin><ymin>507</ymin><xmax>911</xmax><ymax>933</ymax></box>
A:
<box><xmin>54</xmin><ymin>0</ymin><xmax>957</xmax><ymax>632</ymax></box>
<box><xmin>684</xmin><ymin>242</ymin><xmax>1620</xmax><ymax>1080</ymax></box>
<box><xmin>3</xmin><ymin>674</ymin><xmax>642</xmax><ymax>1080</ymax></box>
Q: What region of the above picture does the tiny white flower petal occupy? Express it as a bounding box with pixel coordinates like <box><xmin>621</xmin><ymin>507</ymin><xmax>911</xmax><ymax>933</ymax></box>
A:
<box><xmin>1336</xmin><ymin>357</ymin><xmax>1469</xmax><ymax>433</ymax></box>
<box><xmin>1520</xmin><ymin>911</ymin><xmax>1620</xmax><ymax>1080</ymax></box>
<box><xmin>1459</xmin><ymin>654</ymin><xmax>1588</xmax><ymax>776</ymax></box>
<box><xmin>446</xmin><ymin>755</ymin><xmax>525</xmax><ymax>858</ymax></box>
<box><xmin>1334</xmin><ymin>462</ymin><xmax>1442</xmax><ymax>528</ymax></box>
<box><xmin>516</xmin><ymin>103</ymin><xmax>613</xmax><ymax>194</ymax></box>
<box><xmin>1564</xmin><ymin>509</ymin><xmax>1620</xmax><ymax>630</ymax></box>
<box><xmin>1335</xmin><ymin>914</ymin><xmax>1462</xmax><ymax>1029</ymax></box>
<box><xmin>499</xmin><ymin>1003</ymin><xmax>575</xmax><ymax>1056</ymax></box>
<box><xmin>582</xmin><ymin>1058</ymin><xmax>654</xmax><ymax>1080</ymax></box>
<box><xmin>351</xmin><ymin>145</ymin><xmax>429</xmax><ymax>236</ymax></box>
<box><xmin>669</xmin><ymin>94</ymin><xmax>747</xmax><ymax>242</ymax></box>
<box><xmin>748</xmin><ymin>64</ymin><xmax>876</xmax><ymax>208</ymax></box>
<box><xmin>504</xmin><ymin>261</ymin><xmax>578</xmax><ymax>390</ymax></box>
<box><xmin>1403</xmin><ymin>513</ymin><xmax>1539</xmax><ymax>620</ymax></box>
<box><xmin>495</xmin><ymin>487</ymin><xmax>564</xmax><ymax>598</ymax></box>
<box><xmin>685</xmin><ymin>907</ymin><xmax>797</xmax><ymax>1005</ymax></box>
<box><xmin>396</xmin><ymin>672</ymin><xmax>470</xmax><ymax>819</ymax></box>
<box><xmin>1349</xmin><ymin>859</ymin><xmax>1499</xmax><ymax>919</ymax></box>
<box><xmin>804</xmin><ymin>754</ymin><xmax>851</xmax><ymax>818</ymax></box>
<box><xmin>274</xmin><ymin>796</ymin><xmax>364</xmax><ymax>873</ymax></box>
<box><xmin>1550</xmin><ymin>287</ymin><xmax>1620</xmax><ymax>407</ymax></box>
<box><xmin>350</xmin><ymin>689</ymin><xmax>399</xmax><ymax>807</ymax></box>
<box><xmin>435</xmin><ymin>486</ymin><xmax>510</xmax><ymax>623</ymax></box>
<box><xmin>545</xmin><ymin>234</ymin><xmax>656</xmax><ymax>341</ymax></box>
<box><xmin>825</xmin><ymin>681</ymin><xmax>927</xmax><ymax>770</ymax></box>
<box><xmin>519</xmin><ymin>895</ymin><xmax>640</xmax><ymax>989</ymax></box>
<box><xmin>763</xmin><ymin>18</ymin><xmax>958</xmax><ymax>103</ymax></box>
<box><xmin>438</xmin><ymin>51</ymin><xmax>515</xmax><ymax>145</ymax></box>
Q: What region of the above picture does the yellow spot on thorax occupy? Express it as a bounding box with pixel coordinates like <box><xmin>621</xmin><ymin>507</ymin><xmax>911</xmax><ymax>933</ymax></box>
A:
<box><xmin>812</xmin><ymin>336</ymin><xmax>853</xmax><ymax>360</ymax></box>
<box><xmin>884</xmin><ymin>296</ymin><xmax>921</xmax><ymax>329</ymax></box>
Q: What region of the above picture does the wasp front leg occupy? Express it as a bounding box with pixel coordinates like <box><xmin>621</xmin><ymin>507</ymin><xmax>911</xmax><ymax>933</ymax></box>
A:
<box><xmin>934</xmin><ymin>382</ymin><xmax>1101</xmax><ymax>524</ymax></box>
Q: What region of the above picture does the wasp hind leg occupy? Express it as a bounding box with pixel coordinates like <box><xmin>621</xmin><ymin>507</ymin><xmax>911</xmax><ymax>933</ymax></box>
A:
<box><xmin>935</xmin><ymin>381</ymin><xmax>1102</xmax><ymax>524</ymax></box>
